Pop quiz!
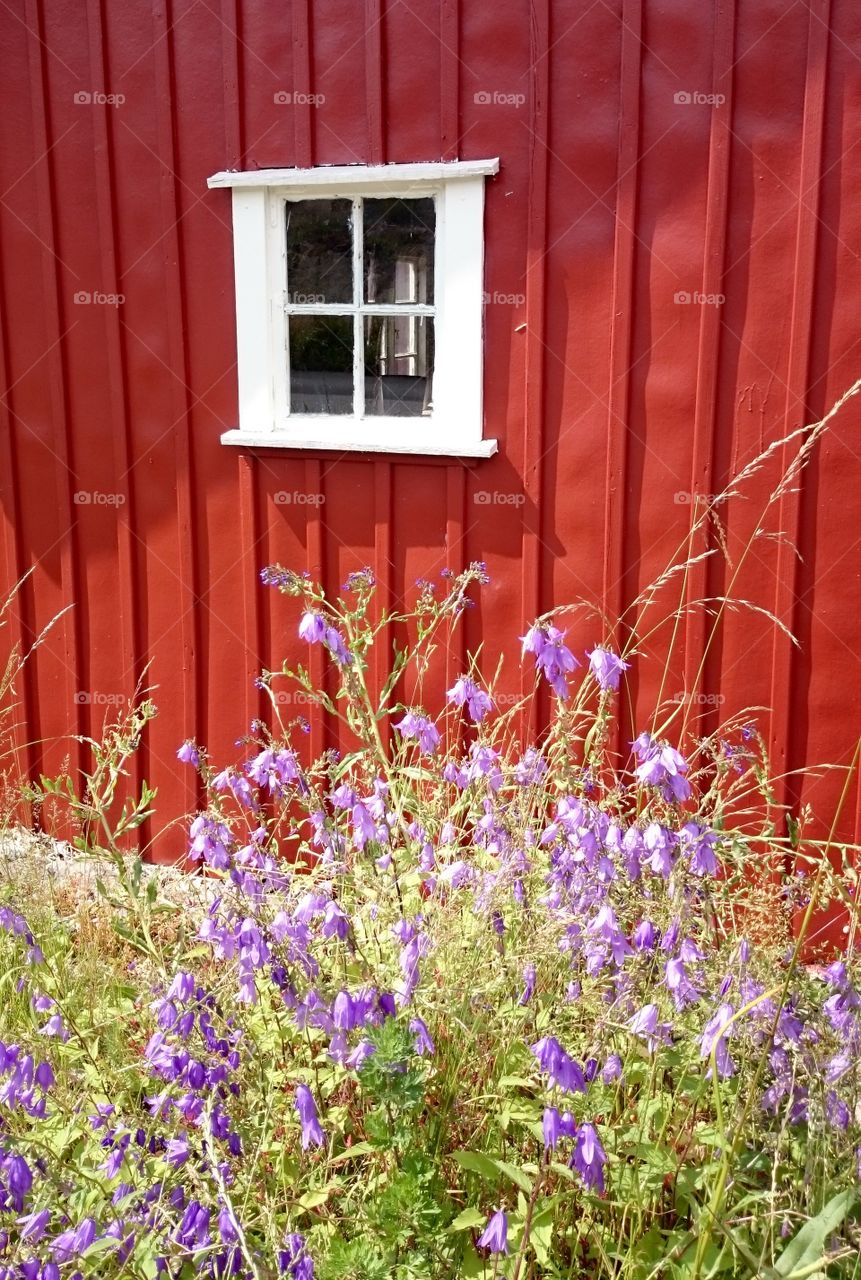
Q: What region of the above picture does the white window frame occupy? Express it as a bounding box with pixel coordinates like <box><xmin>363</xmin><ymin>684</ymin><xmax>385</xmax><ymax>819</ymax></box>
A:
<box><xmin>207</xmin><ymin>161</ymin><xmax>498</xmax><ymax>457</ymax></box>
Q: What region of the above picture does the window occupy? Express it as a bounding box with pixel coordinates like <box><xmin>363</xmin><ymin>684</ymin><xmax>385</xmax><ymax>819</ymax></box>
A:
<box><xmin>208</xmin><ymin>161</ymin><xmax>498</xmax><ymax>457</ymax></box>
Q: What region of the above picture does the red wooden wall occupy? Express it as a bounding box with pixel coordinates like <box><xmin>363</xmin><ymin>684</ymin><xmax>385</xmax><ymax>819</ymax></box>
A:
<box><xmin>1</xmin><ymin>0</ymin><xmax>861</xmax><ymax>892</ymax></box>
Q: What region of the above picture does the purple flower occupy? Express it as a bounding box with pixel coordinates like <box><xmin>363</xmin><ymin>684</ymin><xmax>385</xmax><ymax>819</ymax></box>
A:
<box><xmin>447</xmin><ymin>676</ymin><xmax>493</xmax><ymax>722</ymax></box>
<box><xmin>279</xmin><ymin>1232</ymin><xmax>315</xmax><ymax>1279</ymax></box>
<box><xmin>632</xmin><ymin>919</ymin><xmax>656</xmax><ymax>951</ymax></box>
<box><xmin>700</xmin><ymin>1003</ymin><xmax>735</xmax><ymax>1078</ymax></box>
<box><xmin>324</xmin><ymin>626</ymin><xmax>352</xmax><ymax>666</ymax></box>
<box><xmin>39</xmin><ymin>1014</ymin><xmax>68</xmax><ymax>1041</ymax></box>
<box><xmin>635</xmin><ymin>741</ymin><xmax>692</xmax><ymax>803</ymax></box>
<box><xmin>164</xmin><ymin>1136</ymin><xmax>190</xmax><ymax>1167</ymax></box>
<box><xmin>394</xmin><ymin>711</ymin><xmax>441</xmax><ymax>755</ymax></box>
<box><xmin>514</xmin><ymin>748</ymin><xmax>547</xmax><ymax>787</ymax></box>
<box><xmin>17</xmin><ymin>1209</ymin><xmax>50</xmax><ymax>1243</ymax></box>
<box><xmin>35</xmin><ymin>1061</ymin><xmax>54</xmax><ymax>1090</ymax></box>
<box><xmin>298</xmin><ymin>611</ymin><xmax>327</xmax><ymax>644</ymax></box>
<box><xmin>294</xmin><ymin>1084</ymin><xmax>324</xmax><ymax>1150</ymax></box>
<box><xmin>332</xmin><ymin>991</ymin><xmax>356</xmax><ymax>1032</ymax></box>
<box><xmin>680</xmin><ymin>823</ymin><xmax>719</xmax><ymax>876</ymax></box>
<box><xmin>351</xmin><ymin>802</ymin><xmax>377</xmax><ymax>850</ymax></box>
<box><xmin>518</xmin><ymin>964</ymin><xmax>537</xmax><ymax>1006</ymax></box>
<box><xmin>587</xmin><ymin>647</ymin><xmax>629</xmax><ymax>692</ymax></box>
<box><xmin>477</xmin><ymin>1209</ymin><xmax>508</xmax><ymax>1255</ymax></box>
<box><xmin>643</xmin><ymin>823</ymin><xmax>676</xmax><ymax>878</ymax></box>
<box><xmin>665</xmin><ymin>957</ymin><xmax>700</xmax><ymax>1009</ymax></box>
<box><xmin>176</xmin><ymin>740</ymin><xmax>200</xmax><ymax>767</ymax></box>
<box><xmin>523</xmin><ymin>624</ymin><xmax>580</xmax><ymax>699</ymax></box>
<box><xmin>50</xmin><ymin>1218</ymin><xmax>97</xmax><ymax>1263</ymax></box>
<box><xmin>602</xmin><ymin>1054</ymin><xmax>623</xmax><ymax>1083</ymax></box>
<box><xmin>530</xmin><ymin>1037</ymin><xmax>586</xmax><ymax>1094</ymax></box>
<box><xmin>409</xmin><ymin>1017</ymin><xmax>435</xmax><ymax>1056</ymax></box>
<box><xmin>628</xmin><ymin>1003</ymin><xmax>670</xmax><ymax>1053</ymax></box>
<box><xmin>346</xmin><ymin>1040</ymin><xmax>376</xmax><ymax>1070</ymax></box>
<box><xmin>542</xmin><ymin>1106</ymin><xmax>563</xmax><ymax>1149</ymax></box>
<box><xmin>571</xmin><ymin>1123</ymin><xmax>606</xmax><ymax>1192</ymax></box>
<box><xmin>321</xmin><ymin>901</ymin><xmax>349</xmax><ymax>940</ymax></box>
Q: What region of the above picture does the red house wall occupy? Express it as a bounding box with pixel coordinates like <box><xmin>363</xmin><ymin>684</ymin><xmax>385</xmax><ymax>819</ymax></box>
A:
<box><xmin>1</xmin><ymin>1</ymin><xmax>860</xmax><ymax>904</ymax></box>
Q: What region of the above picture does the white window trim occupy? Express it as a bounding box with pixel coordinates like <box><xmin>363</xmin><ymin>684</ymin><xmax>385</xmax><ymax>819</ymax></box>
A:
<box><xmin>207</xmin><ymin>160</ymin><xmax>499</xmax><ymax>458</ymax></box>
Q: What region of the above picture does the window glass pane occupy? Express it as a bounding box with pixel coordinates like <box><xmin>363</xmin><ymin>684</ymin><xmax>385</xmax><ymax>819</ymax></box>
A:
<box><xmin>286</xmin><ymin>199</ymin><xmax>353</xmax><ymax>305</ymax></box>
<box><xmin>363</xmin><ymin>198</ymin><xmax>435</xmax><ymax>305</ymax></box>
<box><xmin>289</xmin><ymin>315</ymin><xmax>354</xmax><ymax>415</ymax></box>
<box><xmin>364</xmin><ymin>315</ymin><xmax>434</xmax><ymax>417</ymax></box>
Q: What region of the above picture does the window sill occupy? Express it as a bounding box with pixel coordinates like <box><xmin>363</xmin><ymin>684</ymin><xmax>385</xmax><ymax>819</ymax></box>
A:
<box><xmin>220</xmin><ymin>429</ymin><xmax>498</xmax><ymax>458</ymax></box>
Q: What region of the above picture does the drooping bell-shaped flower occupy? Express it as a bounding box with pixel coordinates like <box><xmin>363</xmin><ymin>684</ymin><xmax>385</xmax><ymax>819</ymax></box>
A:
<box><xmin>477</xmin><ymin>1209</ymin><xmax>508</xmax><ymax>1255</ymax></box>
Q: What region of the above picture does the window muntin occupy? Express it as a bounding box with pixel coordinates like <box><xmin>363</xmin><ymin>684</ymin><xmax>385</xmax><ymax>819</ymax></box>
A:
<box><xmin>284</xmin><ymin>195</ymin><xmax>435</xmax><ymax>420</ymax></box>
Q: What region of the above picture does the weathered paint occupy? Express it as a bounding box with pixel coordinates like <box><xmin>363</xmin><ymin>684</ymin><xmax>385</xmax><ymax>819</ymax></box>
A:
<box><xmin>1</xmin><ymin>3</ymin><xmax>860</xmax><ymax>924</ymax></box>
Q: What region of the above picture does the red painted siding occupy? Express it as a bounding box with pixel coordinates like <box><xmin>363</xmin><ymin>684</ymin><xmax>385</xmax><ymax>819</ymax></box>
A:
<box><xmin>1</xmin><ymin>1</ymin><xmax>860</xmax><ymax>885</ymax></box>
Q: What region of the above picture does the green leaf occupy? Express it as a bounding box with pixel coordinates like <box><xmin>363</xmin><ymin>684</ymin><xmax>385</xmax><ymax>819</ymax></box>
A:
<box><xmin>297</xmin><ymin>1186</ymin><xmax>336</xmax><ymax>1210</ymax></box>
<box><xmin>329</xmin><ymin>1141</ymin><xmax>376</xmax><ymax>1165</ymax></box>
<box><xmin>452</xmin><ymin>1150</ymin><xmax>500</xmax><ymax>1181</ymax></box>
<box><xmin>448</xmin><ymin>1207</ymin><xmax>486</xmax><ymax>1233</ymax></box>
<box><xmin>451</xmin><ymin>1151</ymin><xmax>533</xmax><ymax>1195</ymax></box>
<box><xmin>775</xmin><ymin>1191</ymin><xmax>857</xmax><ymax>1278</ymax></box>
<box><xmin>495</xmin><ymin>1159</ymin><xmax>533</xmax><ymax>1195</ymax></box>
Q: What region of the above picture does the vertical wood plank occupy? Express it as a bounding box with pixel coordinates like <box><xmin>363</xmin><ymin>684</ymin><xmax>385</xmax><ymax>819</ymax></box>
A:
<box><xmin>768</xmin><ymin>0</ymin><xmax>830</xmax><ymax>812</ymax></box>
<box><xmin>85</xmin><ymin>0</ymin><xmax>140</xmax><ymax>796</ymax></box>
<box><xmin>151</xmin><ymin>0</ymin><xmax>198</xmax><ymax>819</ymax></box>
<box><xmin>520</xmin><ymin>0</ymin><xmax>549</xmax><ymax>734</ymax></box>
<box><xmin>24</xmin><ymin>0</ymin><xmax>83</xmax><ymax>771</ymax></box>
<box><xmin>681</xmin><ymin>0</ymin><xmax>736</xmax><ymax>730</ymax></box>
<box><xmin>604</xmin><ymin>0</ymin><xmax>643</xmax><ymax>754</ymax></box>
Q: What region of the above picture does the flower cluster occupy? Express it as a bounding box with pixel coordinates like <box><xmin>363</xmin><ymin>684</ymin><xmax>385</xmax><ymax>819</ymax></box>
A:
<box><xmin>0</xmin><ymin>563</ymin><xmax>858</xmax><ymax>1279</ymax></box>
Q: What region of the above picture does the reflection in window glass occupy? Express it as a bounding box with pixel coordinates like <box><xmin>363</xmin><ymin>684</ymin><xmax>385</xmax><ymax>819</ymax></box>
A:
<box><xmin>363</xmin><ymin>198</ymin><xmax>435</xmax><ymax>305</ymax></box>
<box><xmin>364</xmin><ymin>315</ymin><xmax>434</xmax><ymax>417</ymax></box>
<box><xmin>289</xmin><ymin>316</ymin><xmax>354</xmax><ymax>415</ymax></box>
<box><xmin>286</xmin><ymin>199</ymin><xmax>353</xmax><ymax>305</ymax></box>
